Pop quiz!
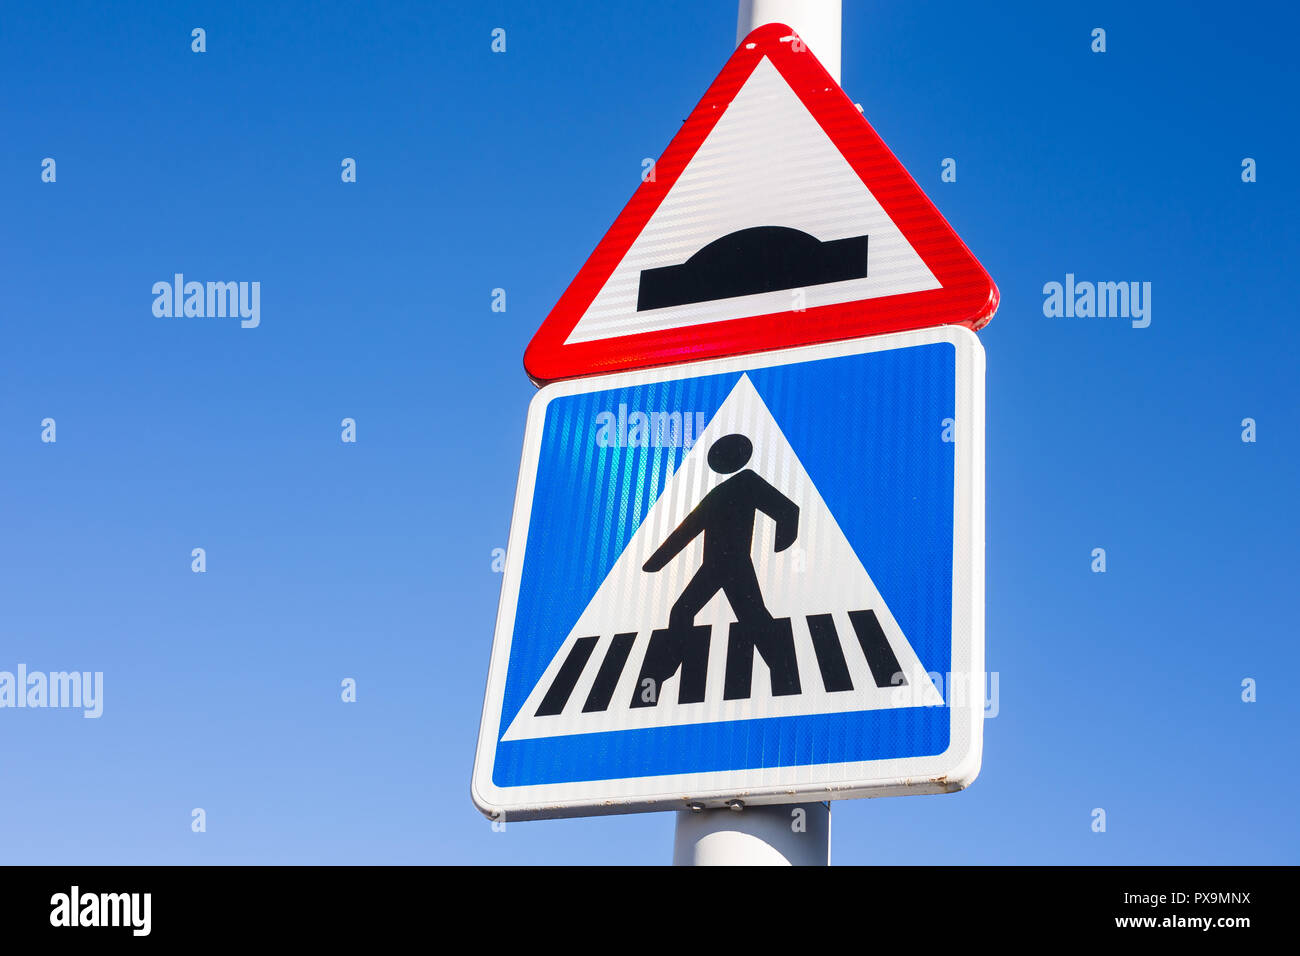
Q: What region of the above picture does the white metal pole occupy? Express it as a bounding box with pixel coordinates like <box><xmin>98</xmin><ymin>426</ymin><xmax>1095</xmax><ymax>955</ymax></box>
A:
<box><xmin>667</xmin><ymin>0</ymin><xmax>844</xmax><ymax>869</ymax></box>
<box><xmin>737</xmin><ymin>0</ymin><xmax>842</xmax><ymax>84</ymax></box>
<box><xmin>673</xmin><ymin>801</ymin><xmax>831</xmax><ymax>865</ymax></box>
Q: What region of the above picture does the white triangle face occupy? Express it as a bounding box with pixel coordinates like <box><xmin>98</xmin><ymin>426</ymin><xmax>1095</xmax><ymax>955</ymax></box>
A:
<box><xmin>502</xmin><ymin>374</ymin><xmax>944</xmax><ymax>743</ymax></box>
<box><xmin>563</xmin><ymin>56</ymin><xmax>942</xmax><ymax>346</ymax></box>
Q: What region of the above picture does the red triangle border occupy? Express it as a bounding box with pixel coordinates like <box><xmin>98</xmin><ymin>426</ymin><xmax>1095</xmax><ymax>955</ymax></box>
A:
<box><xmin>524</xmin><ymin>23</ymin><xmax>998</xmax><ymax>384</ymax></box>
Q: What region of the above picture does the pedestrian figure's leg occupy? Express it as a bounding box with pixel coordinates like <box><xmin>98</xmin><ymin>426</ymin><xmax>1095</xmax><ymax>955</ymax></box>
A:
<box><xmin>753</xmin><ymin>618</ymin><xmax>800</xmax><ymax>696</ymax></box>
<box><xmin>724</xmin><ymin>618</ymin><xmax>800</xmax><ymax>698</ymax></box>
<box><xmin>721</xmin><ymin>565</ymin><xmax>775</xmax><ymax>626</ymax></box>
<box><xmin>631</xmin><ymin>624</ymin><xmax>712</xmax><ymax>708</ymax></box>
<box><xmin>632</xmin><ymin>568</ymin><xmax>720</xmax><ymax>709</ymax></box>
<box><xmin>668</xmin><ymin>566</ymin><xmax>725</xmax><ymax>632</ymax></box>
<box><xmin>723</xmin><ymin>623</ymin><xmax>755</xmax><ymax>700</ymax></box>
<box><xmin>721</xmin><ymin>567</ymin><xmax>799</xmax><ymax>697</ymax></box>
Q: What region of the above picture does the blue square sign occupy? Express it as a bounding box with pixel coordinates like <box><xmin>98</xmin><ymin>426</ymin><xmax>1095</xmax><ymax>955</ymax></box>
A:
<box><xmin>473</xmin><ymin>327</ymin><xmax>985</xmax><ymax>820</ymax></box>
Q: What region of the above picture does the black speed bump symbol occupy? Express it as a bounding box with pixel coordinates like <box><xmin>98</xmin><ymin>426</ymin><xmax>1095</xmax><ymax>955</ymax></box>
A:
<box><xmin>637</xmin><ymin>225</ymin><xmax>868</xmax><ymax>311</ymax></box>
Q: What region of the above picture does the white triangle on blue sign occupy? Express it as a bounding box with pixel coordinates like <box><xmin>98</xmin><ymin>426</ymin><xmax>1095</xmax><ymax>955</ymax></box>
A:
<box><xmin>502</xmin><ymin>373</ymin><xmax>943</xmax><ymax>743</ymax></box>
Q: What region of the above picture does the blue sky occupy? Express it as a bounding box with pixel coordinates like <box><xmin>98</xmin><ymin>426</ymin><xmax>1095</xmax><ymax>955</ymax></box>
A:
<box><xmin>2</xmin><ymin>0</ymin><xmax>1296</xmax><ymax>864</ymax></box>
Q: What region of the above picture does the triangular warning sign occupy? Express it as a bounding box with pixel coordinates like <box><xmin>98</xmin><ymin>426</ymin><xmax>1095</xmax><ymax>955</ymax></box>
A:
<box><xmin>524</xmin><ymin>23</ymin><xmax>998</xmax><ymax>384</ymax></box>
<box><xmin>502</xmin><ymin>373</ymin><xmax>944</xmax><ymax>742</ymax></box>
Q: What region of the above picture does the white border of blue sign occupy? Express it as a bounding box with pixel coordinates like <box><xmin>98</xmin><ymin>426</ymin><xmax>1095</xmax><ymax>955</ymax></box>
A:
<box><xmin>473</xmin><ymin>325</ymin><xmax>985</xmax><ymax>820</ymax></box>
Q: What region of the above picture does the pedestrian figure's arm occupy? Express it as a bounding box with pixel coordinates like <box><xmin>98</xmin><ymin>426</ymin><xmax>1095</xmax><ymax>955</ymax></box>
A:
<box><xmin>642</xmin><ymin>508</ymin><xmax>706</xmax><ymax>572</ymax></box>
<box><xmin>753</xmin><ymin>477</ymin><xmax>800</xmax><ymax>552</ymax></box>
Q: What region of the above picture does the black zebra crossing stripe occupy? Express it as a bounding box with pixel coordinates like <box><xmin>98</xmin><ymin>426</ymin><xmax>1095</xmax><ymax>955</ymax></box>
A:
<box><xmin>534</xmin><ymin>636</ymin><xmax>599</xmax><ymax>717</ymax></box>
<box><xmin>631</xmin><ymin>625</ymin><xmax>711</xmax><ymax>709</ymax></box>
<box><xmin>582</xmin><ymin>632</ymin><xmax>636</xmax><ymax>713</ymax></box>
<box><xmin>848</xmin><ymin>609</ymin><xmax>907</xmax><ymax>689</ymax></box>
<box><xmin>724</xmin><ymin>618</ymin><xmax>801</xmax><ymax>700</ymax></box>
<box><xmin>534</xmin><ymin>611</ymin><xmax>909</xmax><ymax>716</ymax></box>
<box><xmin>806</xmin><ymin>613</ymin><xmax>854</xmax><ymax>692</ymax></box>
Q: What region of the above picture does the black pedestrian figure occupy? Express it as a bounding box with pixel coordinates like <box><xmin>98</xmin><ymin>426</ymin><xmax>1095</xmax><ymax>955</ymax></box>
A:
<box><xmin>644</xmin><ymin>434</ymin><xmax>799</xmax><ymax>626</ymax></box>
<box><xmin>632</xmin><ymin>433</ymin><xmax>803</xmax><ymax>707</ymax></box>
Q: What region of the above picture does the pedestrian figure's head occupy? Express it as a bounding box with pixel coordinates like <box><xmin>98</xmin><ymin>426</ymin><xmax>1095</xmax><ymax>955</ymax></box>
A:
<box><xmin>708</xmin><ymin>434</ymin><xmax>752</xmax><ymax>474</ymax></box>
